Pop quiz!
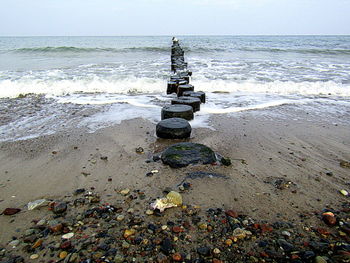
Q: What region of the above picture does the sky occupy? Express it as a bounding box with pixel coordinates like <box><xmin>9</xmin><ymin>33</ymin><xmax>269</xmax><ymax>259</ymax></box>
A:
<box><xmin>0</xmin><ymin>0</ymin><xmax>349</xmax><ymax>36</ymax></box>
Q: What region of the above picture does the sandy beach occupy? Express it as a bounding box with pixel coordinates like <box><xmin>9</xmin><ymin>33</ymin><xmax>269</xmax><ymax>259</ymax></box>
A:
<box><xmin>1</xmin><ymin>102</ymin><xmax>349</xmax><ymax>261</ymax></box>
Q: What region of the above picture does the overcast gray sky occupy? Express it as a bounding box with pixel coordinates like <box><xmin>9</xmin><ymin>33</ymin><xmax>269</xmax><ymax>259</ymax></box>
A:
<box><xmin>0</xmin><ymin>0</ymin><xmax>349</xmax><ymax>36</ymax></box>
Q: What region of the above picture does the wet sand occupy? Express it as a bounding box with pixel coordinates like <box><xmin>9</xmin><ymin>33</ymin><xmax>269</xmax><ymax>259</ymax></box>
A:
<box><xmin>0</xmin><ymin>104</ymin><xmax>350</xmax><ymax>246</ymax></box>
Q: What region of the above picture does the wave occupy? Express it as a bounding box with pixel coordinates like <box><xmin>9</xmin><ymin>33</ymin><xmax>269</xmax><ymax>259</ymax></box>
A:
<box><xmin>8</xmin><ymin>46</ymin><xmax>228</xmax><ymax>54</ymax></box>
<box><xmin>10</xmin><ymin>46</ymin><xmax>171</xmax><ymax>54</ymax></box>
<box><xmin>238</xmin><ymin>47</ymin><xmax>350</xmax><ymax>55</ymax></box>
<box><xmin>1</xmin><ymin>77</ymin><xmax>349</xmax><ymax>99</ymax></box>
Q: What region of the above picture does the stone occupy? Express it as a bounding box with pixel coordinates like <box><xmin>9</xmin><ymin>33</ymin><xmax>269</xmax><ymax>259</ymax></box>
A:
<box><xmin>183</xmin><ymin>91</ymin><xmax>206</xmax><ymax>103</ymax></box>
<box><xmin>53</xmin><ymin>202</ymin><xmax>67</xmax><ymax>214</ymax></box>
<box><xmin>156</xmin><ymin>118</ymin><xmax>191</xmax><ymax>139</ymax></box>
<box><xmin>59</xmin><ymin>251</ymin><xmax>68</xmax><ymax>259</ymax></box>
<box><xmin>30</xmin><ymin>254</ymin><xmax>39</xmax><ymax>260</ymax></box>
<box><xmin>117</xmin><ymin>215</ymin><xmax>125</xmax><ymax>221</ymax></box>
<box><xmin>322</xmin><ymin>212</ymin><xmax>337</xmax><ymax>226</ymax></box>
<box><xmin>161</xmin><ymin>238</ymin><xmax>173</xmax><ymax>255</ymax></box>
<box><xmin>225</xmin><ymin>210</ymin><xmax>238</xmax><ymax>218</ymax></box>
<box><xmin>62</xmin><ymin>233</ymin><xmax>74</xmax><ymax>239</ymax></box>
<box><xmin>315</xmin><ymin>256</ymin><xmax>327</xmax><ymax>263</ymax></box>
<box><xmin>120</xmin><ymin>189</ymin><xmax>130</xmax><ymax>195</ymax></box>
<box><xmin>123</xmin><ymin>229</ymin><xmax>136</xmax><ymax>238</ymax></box>
<box><xmin>114</xmin><ymin>255</ymin><xmax>124</xmax><ymax>263</ymax></box>
<box><xmin>161</xmin><ymin>142</ymin><xmax>217</xmax><ymax>168</ymax></box>
<box><xmin>2</xmin><ymin>208</ymin><xmax>21</xmax><ymax>215</ymax></box>
<box><xmin>9</xmin><ymin>240</ymin><xmax>20</xmax><ymax>247</ymax></box>
<box><xmin>197</xmin><ymin>246</ymin><xmax>211</xmax><ymax>256</ymax></box>
<box><xmin>161</xmin><ymin>105</ymin><xmax>194</xmax><ymax>121</ymax></box>
<box><xmin>172</xmin><ymin>97</ymin><xmax>201</xmax><ymax>112</ymax></box>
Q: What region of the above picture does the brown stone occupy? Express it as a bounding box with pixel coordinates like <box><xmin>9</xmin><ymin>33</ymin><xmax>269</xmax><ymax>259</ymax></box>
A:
<box><xmin>2</xmin><ymin>208</ymin><xmax>21</xmax><ymax>215</ymax></box>
<box><xmin>225</xmin><ymin>210</ymin><xmax>238</xmax><ymax>218</ymax></box>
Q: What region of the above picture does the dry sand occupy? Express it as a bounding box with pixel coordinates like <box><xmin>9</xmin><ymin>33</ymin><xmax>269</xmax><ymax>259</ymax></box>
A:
<box><xmin>1</xmin><ymin>104</ymin><xmax>350</xmax><ymax>244</ymax></box>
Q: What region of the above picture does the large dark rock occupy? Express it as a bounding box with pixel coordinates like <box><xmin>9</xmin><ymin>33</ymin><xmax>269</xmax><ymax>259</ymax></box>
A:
<box><xmin>161</xmin><ymin>142</ymin><xmax>217</xmax><ymax>168</ymax></box>
<box><xmin>161</xmin><ymin>105</ymin><xmax>194</xmax><ymax>121</ymax></box>
<box><xmin>183</xmin><ymin>91</ymin><xmax>206</xmax><ymax>103</ymax></box>
<box><xmin>156</xmin><ymin>118</ymin><xmax>191</xmax><ymax>139</ymax></box>
<box><xmin>172</xmin><ymin>96</ymin><xmax>201</xmax><ymax>112</ymax></box>
<box><xmin>177</xmin><ymin>84</ymin><xmax>194</xmax><ymax>97</ymax></box>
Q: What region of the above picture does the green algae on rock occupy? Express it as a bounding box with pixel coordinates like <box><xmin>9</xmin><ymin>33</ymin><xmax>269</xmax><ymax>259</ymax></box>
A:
<box><xmin>161</xmin><ymin>142</ymin><xmax>217</xmax><ymax>168</ymax></box>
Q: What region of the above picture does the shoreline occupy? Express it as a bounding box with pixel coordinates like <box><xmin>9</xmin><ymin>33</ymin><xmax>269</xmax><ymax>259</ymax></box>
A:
<box><xmin>1</xmin><ymin>105</ymin><xmax>350</xmax><ymax>261</ymax></box>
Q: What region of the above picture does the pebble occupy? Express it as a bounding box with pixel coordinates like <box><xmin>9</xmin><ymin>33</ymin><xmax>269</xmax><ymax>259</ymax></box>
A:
<box><xmin>59</xmin><ymin>251</ymin><xmax>68</xmax><ymax>259</ymax></box>
<box><xmin>116</xmin><ymin>215</ymin><xmax>125</xmax><ymax>221</ymax></box>
<box><xmin>315</xmin><ymin>256</ymin><xmax>327</xmax><ymax>263</ymax></box>
<box><xmin>114</xmin><ymin>255</ymin><xmax>124</xmax><ymax>263</ymax></box>
<box><xmin>198</xmin><ymin>222</ymin><xmax>208</xmax><ymax>230</ymax></box>
<box><xmin>172</xmin><ymin>252</ymin><xmax>182</xmax><ymax>261</ymax></box>
<box><xmin>62</xmin><ymin>233</ymin><xmax>74</xmax><ymax>239</ymax></box>
<box><xmin>197</xmin><ymin>246</ymin><xmax>210</xmax><ymax>256</ymax></box>
<box><xmin>30</xmin><ymin>254</ymin><xmax>39</xmax><ymax>260</ymax></box>
<box><xmin>9</xmin><ymin>240</ymin><xmax>20</xmax><ymax>247</ymax></box>
<box><xmin>145</xmin><ymin>209</ymin><xmax>154</xmax><ymax>215</ymax></box>
<box><xmin>225</xmin><ymin>210</ymin><xmax>238</xmax><ymax>218</ymax></box>
<box><xmin>281</xmin><ymin>230</ymin><xmax>291</xmax><ymax>237</ymax></box>
<box><xmin>53</xmin><ymin>202</ymin><xmax>67</xmax><ymax>214</ymax></box>
<box><xmin>123</xmin><ymin>229</ymin><xmax>136</xmax><ymax>238</ymax></box>
<box><xmin>213</xmin><ymin>248</ymin><xmax>221</xmax><ymax>254</ymax></box>
<box><xmin>340</xmin><ymin>189</ymin><xmax>349</xmax><ymax>196</ymax></box>
<box><xmin>31</xmin><ymin>239</ymin><xmax>43</xmax><ymax>249</ymax></box>
<box><xmin>36</xmin><ymin>219</ymin><xmax>46</xmax><ymax>226</ymax></box>
<box><xmin>3</xmin><ymin>208</ymin><xmax>21</xmax><ymax>215</ymax></box>
<box><xmin>120</xmin><ymin>189</ymin><xmax>130</xmax><ymax>195</ymax></box>
<box><xmin>127</xmin><ymin>208</ymin><xmax>134</xmax><ymax>213</ymax></box>
<box><xmin>322</xmin><ymin>212</ymin><xmax>337</xmax><ymax>226</ymax></box>
<box><xmin>25</xmin><ymin>229</ymin><xmax>35</xmax><ymax>236</ymax></box>
<box><xmin>122</xmin><ymin>240</ymin><xmax>130</xmax><ymax>249</ymax></box>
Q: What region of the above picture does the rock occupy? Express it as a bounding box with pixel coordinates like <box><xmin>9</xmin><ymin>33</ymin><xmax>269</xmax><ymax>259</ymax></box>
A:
<box><xmin>146</xmin><ymin>209</ymin><xmax>154</xmax><ymax>215</ymax></box>
<box><xmin>30</xmin><ymin>254</ymin><xmax>39</xmax><ymax>260</ymax></box>
<box><xmin>340</xmin><ymin>189</ymin><xmax>349</xmax><ymax>196</ymax></box>
<box><xmin>62</xmin><ymin>233</ymin><xmax>74</xmax><ymax>239</ymax></box>
<box><xmin>31</xmin><ymin>239</ymin><xmax>43</xmax><ymax>249</ymax></box>
<box><xmin>302</xmin><ymin>251</ymin><xmax>315</xmax><ymax>260</ymax></box>
<box><xmin>177</xmin><ymin>84</ymin><xmax>194</xmax><ymax>97</ymax></box>
<box><xmin>114</xmin><ymin>255</ymin><xmax>124</xmax><ymax>263</ymax></box>
<box><xmin>156</xmin><ymin>118</ymin><xmax>191</xmax><ymax>139</ymax></box>
<box><xmin>59</xmin><ymin>251</ymin><xmax>68</xmax><ymax>259</ymax></box>
<box><xmin>123</xmin><ymin>229</ymin><xmax>136</xmax><ymax>238</ymax></box>
<box><xmin>197</xmin><ymin>246</ymin><xmax>211</xmax><ymax>256</ymax></box>
<box><xmin>198</xmin><ymin>222</ymin><xmax>208</xmax><ymax>230</ymax></box>
<box><xmin>9</xmin><ymin>240</ymin><xmax>20</xmax><ymax>247</ymax></box>
<box><xmin>221</xmin><ymin>157</ymin><xmax>231</xmax><ymax>166</ymax></box>
<box><xmin>277</xmin><ymin>239</ymin><xmax>294</xmax><ymax>252</ymax></box>
<box><xmin>53</xmin><ymin>202</ymin><xmax>67</xmax><ymax>214</ymax></box>
<box><xmin>161</xmin><ymin>142</ymin><xmax>217</xmax><ymax>168</ymax></box>
<box><xmin>172</xmin><ymin>97</ymin><xmax>201</xmax><ymax>112</ymax></box>
<box><xmin>120</xmin><ymin>189</ymin><xmax>130</xmax><ymax>195</ymax></box>
<box><xmin>161</xmin><ymin>105</ymin><xmax>194</xmax><ymax>121</ymax></box>
<box><xmin>232</xmin><ymin>228</ymin><xmax>252</xmax><ymax>240</ymax></box>
<box><xmin>2</xmin><ymin>208</ymin><xmax>21</xmax><ymax>215</ymax></box>
<box><xmin>183</xmin><ymin>91</ymin><xmax>206</xmax><ymax>103</ymax></box>
<box><xmin>315</xmin><ymin>256</ymin><xmax>327</xmax><ymax>263</ymax></box>
<box><xmin>213</xmin><ymin>248</ymin><xmax>221</xmax><ymax>254</ymax></box>
<box><xmin>172</xmin><ymin>252</ymin><xmax>182</xmax><ymax>261</ymax></box>
<box><xmin>150</xmin><ymin>191</ymin><xmax>182</xmax><ymax>212</ymax></box>
<box><xmin>340</xmin><ymin>160</ymin><xmax>350</xmax><ymax>168</ymax></box>
<box><xmin>322</xmin><ymin>212</ymin><xmax>337</xmax><ymax>226</ymax></box>
<box><xmin>117</xmin><ymin>215</ymin><xmax>125</xmax><ymax>221</ymax></box>
<box><xmin>225</xmin><ymin>210</ymin><xmax>238</xmax><ymax>218</ymax></box>
<box><xmin>73</xmin><ymin>188</ymin><xmax>85</xmax><ymax>195</ymax></box>
<box><xmin>161</xmin><ymin>237</ymin><xmax>173</xmax><ymax>255</ymax></box>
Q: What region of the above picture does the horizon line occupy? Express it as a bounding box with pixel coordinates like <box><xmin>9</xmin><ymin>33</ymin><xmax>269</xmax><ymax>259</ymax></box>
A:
<box><xmin>0</xmin><ymin>34</ymin><xmax>349</xmax><ymax>37</ymax></box>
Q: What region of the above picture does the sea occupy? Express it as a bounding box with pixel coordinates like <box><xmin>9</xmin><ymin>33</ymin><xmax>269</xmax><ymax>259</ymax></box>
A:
<box><xmin>0</xmin><ymin>35</ymin><xmax>350</xmax><ymax>141</ymax></box>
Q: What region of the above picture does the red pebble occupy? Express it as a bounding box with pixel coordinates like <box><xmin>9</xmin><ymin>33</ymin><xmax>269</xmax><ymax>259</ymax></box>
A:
<box><xmin>172</xmin><ymin>226</ymin><xmax>184</xmax><ymax>233</ymax></box>
<box><xmin>60</xmin><ymin>241</ymin><xmax>72</xmax><ymax>249</ymax></box>
<box><xmin>2</xmin><ymin>208</ymin><xmax>21</xmax><ymax>215</ymax></box>
<box><xmin>225</xmin><ymin>210</ymin><xmax>238</xmax><ymax>218</ymax></box>
<box><xmin>322</xmin><ymin>212</ymin><xmax>337</xmax><ymax>226</ymax></box>
<box><xmin>172</xmin><ymin>253</ymin><xmax>182</xmax><ymax>261</ymax></box>
<box><xmin>260</xmin><ymin>224</ymin><xmax>273</xmax><ymax>233</ymax></box>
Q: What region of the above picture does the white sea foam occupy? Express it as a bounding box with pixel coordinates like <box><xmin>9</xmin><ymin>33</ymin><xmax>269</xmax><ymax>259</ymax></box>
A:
<box><xmin>1</xmin><ymin>77</ymin><xmax>350</xmax><ymax>99</ymax></box>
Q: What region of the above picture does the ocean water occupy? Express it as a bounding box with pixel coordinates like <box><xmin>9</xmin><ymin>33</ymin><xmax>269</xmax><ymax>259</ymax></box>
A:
<box><xmin>0</xmin><ymin>36</ymin><xmax>350</xmax><ymax>141</ymax></box>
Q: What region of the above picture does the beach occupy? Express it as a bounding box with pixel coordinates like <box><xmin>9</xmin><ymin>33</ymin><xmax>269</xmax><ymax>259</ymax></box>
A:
<box><xmin>1</xmin><ymin>36</ymin><xmax>350</xmax><ymax>261</ymax></box>
<box><xmin>1</xmin><ymin>101</ymin><xmax>350</xmax><ymax>261</ymax></box>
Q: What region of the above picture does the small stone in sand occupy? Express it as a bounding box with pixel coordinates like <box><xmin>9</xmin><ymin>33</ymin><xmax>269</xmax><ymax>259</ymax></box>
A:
<box><xmin>120</xmin><ymin>189</ymin><xmax>130</xmax><ymax>195</ymax></box>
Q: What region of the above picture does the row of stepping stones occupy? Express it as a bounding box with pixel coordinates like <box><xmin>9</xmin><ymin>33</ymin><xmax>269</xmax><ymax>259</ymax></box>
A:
<box><xmin>155</xmin><ymin>38</ymin><xmax>231</xmax><ymax>168</ymax></box>
<box><xmin>157</xmin><ymin>39</ymin><xmax>206</xmax><ymax>140</ymax></box>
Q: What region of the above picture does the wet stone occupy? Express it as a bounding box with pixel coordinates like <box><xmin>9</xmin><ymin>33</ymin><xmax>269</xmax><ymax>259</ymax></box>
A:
<box><xmin>161</xmin><ymin>142</ymin><xmax>217</xmax><ymax>168</ymax></box>
<box><xmin>53</xmin><ymin>202</ymin><xmax>67</xmax><ymax>214</ymax></box>
<box><xmin>156</xmin><ymin>118</ymin><xmax>191</xmax><ymax>139</ymax></box>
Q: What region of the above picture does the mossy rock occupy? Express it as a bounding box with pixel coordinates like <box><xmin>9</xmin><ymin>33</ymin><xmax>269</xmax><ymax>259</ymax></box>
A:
<box><xmin>161</xmin><ymin>142</ymin><xmax>217</xmax><ymax>168</ymax></box>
